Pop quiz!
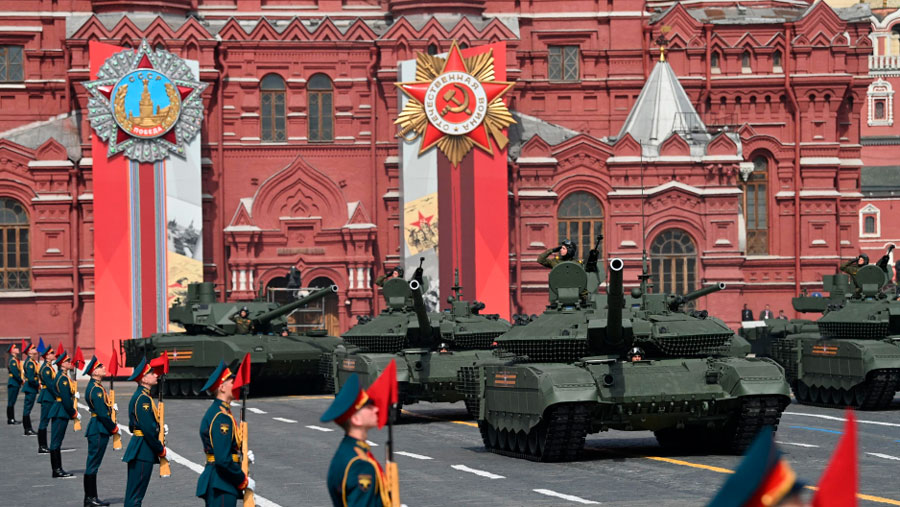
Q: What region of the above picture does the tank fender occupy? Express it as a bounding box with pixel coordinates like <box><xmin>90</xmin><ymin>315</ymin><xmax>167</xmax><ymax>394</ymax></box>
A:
<box><xmin>480</xmin><ymin>363</ymin><xmax>597</xmax><ymax>435</ymax></box>
<box><xmin>799</xmin><ymin>339</ymin><xmax>900</xmax><ymax>390</ymax></box>
<box><xmin>710</xmin><ymin>357</ymin><xmax>791</xmax><ymax>398</ymax></box>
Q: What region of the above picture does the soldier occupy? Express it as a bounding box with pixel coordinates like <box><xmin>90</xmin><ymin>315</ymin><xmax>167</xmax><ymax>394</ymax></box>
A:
<box><xmin>37</xmin><ymin>345</ymin><xmax>58</xmax><ymax>454</ymax></box>
<box><xmin>537</xmin><ymin>239</ymin><xmax>578</xmax><ymax>269</ymax></box>
<box><xmin>230</xmin><ymin>307</ymin><xmax>255</xmax><ymax>334</ymax></box>
<box><xmin>322</xmin><ymin>373</ymin><xmax>390</xmax><ymax>507</ymax></box>
<box><xmin>840</xmin><ymin>252</ymin><xmax>868</xmax><ymax>277</ymax></box>
<box><xmin>83</xmin><ymin>356</ymin><xmax>119</xmax><ymax>507</ymax></box>
<box><xmin>48</xmin><ymin>351</ymin><xmax>79</xmax><ymax>478</ymax></box>
<box><xmin>7</xmin><ymin>342</ymin><xmax>22</xmax><ymax>424</ymax></box>
<box><xmin>628</xmin><ymin>347</ymin><xmax>644</xmax><ymax>362</ymax></box>
<box><xmin>374</xmin><ymin>266</ymin><xmax>404</xmax><ymax>288</ymax></box>
<box><xmin>123</xmin><ymin>358</ymin><xmax>167</xmax><ymax>507</ymax></box>
<box><xmin>22</xmin><ymin>342</ymin><xmax>39</xmax><ymax>435</ymax></box>
<box><xmin>196</xmin><ymin>361</ymin><xmax>255</xmax><ymax>507</ymax></box>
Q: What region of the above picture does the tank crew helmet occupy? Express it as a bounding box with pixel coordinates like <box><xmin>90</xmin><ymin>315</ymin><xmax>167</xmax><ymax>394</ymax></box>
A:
<box><xmin>320</xmin><ymin>373</ymin><xmax>370</xmax><ymax>426</ymax></box>
<box><xmin>394</xmin><ymin>266</ymin><xmax>404</xmax><ymax>277</ymax></box>
<box><xmin>559</xmin><ymin>239</ymin><xmax>577</xmax><ymax>260</ymax></box>
<box><xmin>240</xmin><ymin>306</ymin><xmax>249</xmax><ymax>315</ymax></box>
<box><xmin>857</xmin><ymin>253</ymin><xmax>869</xmax><ymax>265</ymax></box>
<box><xmin>627</xmin><ymin>347</ymin><xmax>644</xmax><ymax>361</ymax></box>
<box><xmin>201</xmin><ymin>360</ymin><xmax>236</xmax><ymax>394</ymax></box>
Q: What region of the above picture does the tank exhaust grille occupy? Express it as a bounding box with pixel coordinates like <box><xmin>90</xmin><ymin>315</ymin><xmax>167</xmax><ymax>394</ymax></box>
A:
<box><xmin>498</xmin><ymin>339</ymin><xmax>588</xmax><ymax>362</ymax></box>
<box><xmin>454</xmin><ymin>332</ymin><xmax>505</xmax><ymax>350</ymax></box>
<box><xmin>818</xmin><ymin>322</ymin><xmax>889</xmax><ymax>340</ymax></box>
<box><xmin>342</xmin><ymin>335</ymin><xmax>408</xmax><ymax>353</ymax></box>
<box><xmin>646</xmin><ymin>333</ymin><xmax>733</xmax><ymax>356</ymax></box>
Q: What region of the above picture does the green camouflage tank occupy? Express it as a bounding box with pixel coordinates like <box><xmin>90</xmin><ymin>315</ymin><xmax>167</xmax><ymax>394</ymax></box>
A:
<box><xmin>328</xmin><ymin>264</ymin><xmax>511</xmax><ymax>409</ymax></box>
<box><xmin>741</xmin><ymin>264</ymin><xmax>900</xmax><ymax>410</ymax></box>
<box><xmin>123</xmin><ymin>282</ymin><xmax>342</xmax><ymax>396</ymax></box>
<box><xmin>459</xmin><ymin>254</ymin><xmax>790</xmax><ymax>462</ymax></box>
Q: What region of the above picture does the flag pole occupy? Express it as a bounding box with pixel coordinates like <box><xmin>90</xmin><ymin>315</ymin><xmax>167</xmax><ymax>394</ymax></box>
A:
<box><xmin>386</xmin><ymin>404</ymin><xmax>399</xmax><ymax>507</ymax></box>
<box><xmin>241</xmin><ymin>383</ymin><xmax>255</xmax><ymax>507</ymax></box>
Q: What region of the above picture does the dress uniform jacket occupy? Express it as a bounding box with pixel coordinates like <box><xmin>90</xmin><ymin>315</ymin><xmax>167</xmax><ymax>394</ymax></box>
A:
<box><xmin>38</xmin><ymin>362</ymin><xmax>57</xmax><ymax>429</ymax></box>
<box><xmin>7</xmin><ymin>355</ymin><xmax>22</xmax><ymax>403</ymax></box>
<box><xmin>123</xmin><ymin>386</ymin><xmax>165</xmax><ymax>463</ymax></box>
<box><xmin>84</xmin><ymin>378</ymin><xmax>117</xmax><ymax>475</ymax></box>
<box><xmin>22</xmin><ymin>357</ymin><xmax>39</xmax><ymax>417</ymax></box>
<box><xmin>48</xmin><ymin>371</ymin><xmax>76</xmax><ymax>450</ymax></box>
<box><xmin>196</xmin><ymin>399</ymin><xmax>248</xmax><ymax>504</ymax></box>
<box><xmin>326</xmin><ymin>436</ymin><xmax>389</xmax><ymax>507</ymax></box>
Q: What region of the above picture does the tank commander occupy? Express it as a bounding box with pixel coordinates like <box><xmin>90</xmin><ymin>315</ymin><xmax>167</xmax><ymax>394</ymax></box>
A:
<box><xmin>840</xmin><ymin>252</ymin><xmax>869</xmax><ymax>277</ymax></box>
<box><xmin>628</xmin><ymin>347</ymin><xmax>644</xmax><ymax>362</ymax></box>
<box><xmin>230</xmin><ymin>307</ymin><xmax>255</xmax><ymax>334</ymax></box>
<box><xmin>374</xmin><ymin>266</ymin><xmax>404</xmax><ymax>288</ymax></box>
<box><xmin>537</xmin><ymin>239</ymin><xmax>578</xmax><ymax>269</ymax></box>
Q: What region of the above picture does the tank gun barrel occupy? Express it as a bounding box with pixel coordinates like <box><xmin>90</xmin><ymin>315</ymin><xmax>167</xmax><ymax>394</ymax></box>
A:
<box><xmin>669</xmin><ymin>282</ymin><xmax>726</xmax><ymax>311</ymax></box>
<box><xmin>409</xmin><ymin>279</ymin><xmax>433</xmax><ymax>346</ymax></box>
<box><xmin>251</xmin><ymin>285</ymin><xmax>338</xmax><ymax>327</ymax></box>
<box><xmin>606</xmin><ymin>258</ymin><xmax>626</xmax><ymax>347</ymax></box>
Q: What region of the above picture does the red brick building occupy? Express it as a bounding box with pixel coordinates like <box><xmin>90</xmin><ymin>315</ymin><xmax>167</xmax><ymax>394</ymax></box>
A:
<box><xmin>0</xmin><ymin>0</ymin><xmax>879</xmax><ymax>353</ymax></box>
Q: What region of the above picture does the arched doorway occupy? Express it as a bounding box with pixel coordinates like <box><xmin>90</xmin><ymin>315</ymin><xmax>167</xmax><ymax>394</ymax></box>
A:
<box><xmin>557</xmin><ymin>191</ymin><xmax>604</xmax><ymax>262</ymax></box>
<box><xmin>306</xmin><ymin>276</ymin><xmax>340</xmax><ymax>336</ymax></box>
<box><xmin>650</xmin><ymin>228</ymin><xmax>697</xmax><ymax>295</ymax></box>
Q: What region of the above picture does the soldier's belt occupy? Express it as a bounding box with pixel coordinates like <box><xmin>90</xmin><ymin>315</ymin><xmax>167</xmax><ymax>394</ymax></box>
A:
<box><xmin>90</xmin><ymin>413</ymin><xmax>97</xmax><ymax>417</ymax></box>
<box><xmin>133</xmin><ymin>430</ymin><xmax>144</xmax><ymax>436</ymax></box>
<box><xmin>55</xmin><ymin>397</ymin><xmax>61</xmax><ymax>401</ymax></box>
<box><xmin>205</xmin><ymin>454</ymin><xmax>240</xmax><ymax>463</ymax></box>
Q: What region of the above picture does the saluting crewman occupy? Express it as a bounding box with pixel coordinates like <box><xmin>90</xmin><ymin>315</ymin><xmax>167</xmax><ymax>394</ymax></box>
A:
<box><xmin>7</xmin><ymin>342</ymin><xmax>22</xmax><ymax>424</ymax></box>
<box><xmin>197</xmin><ymin>360</ymin><xmax>255</xmax><ymax>507</ymax></box>
<box><xmin>123</xmin><ymin>358</ymin><xmax>167</xmax><ymax>507</ymax></box>
<box><xmin>230</xmin><ymin>307</ymin><xmax>255</xmax><ymax>334</ymax></box>
<box><xmin>322</xmin><ymin>373</ymin><xmax>390</xmax><ymax>507</ymax></box>
<box><xmin>37</xmin><ymin>345</ymin><xmax>58</xmax><ymax>454</ymax></box>
<box><xmin>22</xmin><ymin>342</ymin><xmax>39</xmax><ymax>435</ymax></box>
<box><xmin>48</xmin><ymin>350</ymin><xmax>79</xmax><ymax>478</ymax></box>
<box><xmin>537</xmin><ymin>239</ymin><xmax>579</xmax><ymax>269</ymax></box>
<box><xmin>83</xmin><ymin>356</ymin><xmax>119</xmax><ymax>507</ymax></box>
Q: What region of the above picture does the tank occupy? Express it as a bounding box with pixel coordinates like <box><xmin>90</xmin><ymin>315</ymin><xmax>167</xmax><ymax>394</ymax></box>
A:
<box><xmin>328</xmin><ymin>263</ymin><xmax>511</xmax><ymax>409</ymax></box>
<box><xmin>741</xmin><ymin>264</ymin><xmax>900</xmax><ymax>410</ymax></box>
<box><xmin>123</xmin><ymin>283</ymin><xmax>343</xmax><ymax>396</ymax></box>
<box><xmin>459</xmin><ymin>255</ymin><xmax>791</xmax><ymax>462</ymax></box>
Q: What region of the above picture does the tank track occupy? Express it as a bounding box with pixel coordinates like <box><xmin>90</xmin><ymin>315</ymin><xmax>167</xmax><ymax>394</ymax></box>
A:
<box><xmin>479</xmin><ymin>403</ymin><xmax>592</xmax><ymax>462</ymax></box>
<box><xmin>794</xmin><ymin>369</ymin><xmax>900</xmax><ymax>410</ymax></box>
<box><xmin>720</xmin><ymin>395</ymin><xmax>788</xmax><ymax>454</ymax></box>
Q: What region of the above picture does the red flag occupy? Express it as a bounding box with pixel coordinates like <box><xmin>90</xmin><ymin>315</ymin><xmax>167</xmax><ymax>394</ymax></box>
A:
<box><xmin>74</xmin><ymin>346</ymin><xmax>85</xmax><ymax>370</ymax></box>
<box><xmin>150</xmin><ymin>351</ymin><xmax>169</xmax><ymax>375</ymax></box>
<box><xmin>366</xmin><ymin>359</ymin><xmax>398</xmax><ymax>429</ymax></box>
<box><xmin>812</xmin><ymin>409</ymin><xmax>857</xmax><ymax>507</ymax></box>
<box><xmin>56</xmin><ymin>342</ymin><xmax>64</xmax><ymax>356</ymax></box>
<box><xmin>232</xmin><ymin>353</ymin><xmax>251</xmax><ymax>399</ymax></box>
<box><xmin>108</xmin><ymin>348</ymin><xmax>119</xmax><ymax>378</ymax></box>
<box><xmin>21</xmin><ymin>339</ymin><xmax>26</xmax><ymax>352</ymax></box>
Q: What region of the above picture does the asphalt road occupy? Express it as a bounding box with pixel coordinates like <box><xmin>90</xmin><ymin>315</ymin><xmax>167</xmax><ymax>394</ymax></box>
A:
<box><xmin>1</xmin><ymin>380</ymin><xmax>898</xmax><ymax>507</ymax></box>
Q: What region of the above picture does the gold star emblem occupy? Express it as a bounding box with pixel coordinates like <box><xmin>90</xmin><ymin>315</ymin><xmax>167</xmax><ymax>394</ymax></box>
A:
<box><xmin>395</xmin><ymin>41</ymin><xmax>515</xmax><ymax>167</ymax></box>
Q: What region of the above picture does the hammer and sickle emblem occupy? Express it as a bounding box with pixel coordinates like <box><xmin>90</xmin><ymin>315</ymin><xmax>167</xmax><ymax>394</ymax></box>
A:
<box><xmin>440</xmin><ymin>83</ymin><xmax>472</xmax><ymax>116</ymax></box>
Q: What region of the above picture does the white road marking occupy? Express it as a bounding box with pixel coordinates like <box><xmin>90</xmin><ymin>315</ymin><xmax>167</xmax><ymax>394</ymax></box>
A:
<box><xmin>248</xmin><ymin>408</ymin><xmax>267</xmax><ymax>414</ymax></box>
<box><xmin>115</xmin><ymin>422</ymin><xmax>284</xmax><ymax>506</ymax></box>
<box><xmin>305</xmin><ymin>425</ymin><xmax>334</xmax><ymax>432</ymax></box>
<box><xmin>783</xmin><ymin>411</ymin><xmax>900</xmax><ymax>428</ymax></box>
<box><xmin>775</xmin><ymin>441</ymin><xmax>820</xmax><ymax>448</ymax></box>
<box><xmin>534</xmin><ymin>489</ymin><xmax>600</xmax><ymax>505</ymax></box>
<box><xmin>395</xmin><ymin>451</ymin><xmax>433</xmax><ymax>460</ymax></box>
<box><xmin>230</xmin><ymin>401</ymin><xmax>240</xmax><ymax>407</ymax></box>
<box><xmin>366</xmin><ymin>440</ymin><xmax>378</xmax><ymax>446</ymax></box>
<box><xmin>867</xmin><ymin>452</ymin><xmax>900</xmax><ymax>461</ymax></box>
<box><xmin>451</xmin><ymin>464</ymin><xmax>505</xmax><ymax>479</ymax></box>
<box><xmin>272</xmin><ymin>417</ymin><xmax>297</xmax><ymax>424</ymax></box>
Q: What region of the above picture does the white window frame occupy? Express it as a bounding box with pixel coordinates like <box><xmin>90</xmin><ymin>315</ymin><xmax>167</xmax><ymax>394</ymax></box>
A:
<box><xmin>859</xmin><ymin>203</ymin><xmax>881</xmax><ymax>238</ymax></box>
<box><xmin>867</xmin><ymin>78</ymin><xmax>894</xmax><ymax>127</ymax></box>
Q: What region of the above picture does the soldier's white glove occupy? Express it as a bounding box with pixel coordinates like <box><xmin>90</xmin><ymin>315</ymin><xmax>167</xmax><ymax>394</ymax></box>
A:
<box><xmin>74</xmin><ymin>392</ymin><xmax>80</xmax><ymax>399</ymax></box>
<box><xmin>75</xmin><ymin>412</ymin><xmax>82</xmax><ymax>421</ymax></box>
<box><xmin>163</xmin><ymin>424</ymin><xmax>169</xmax><ymax>436</ymax></box>
<box><xmin>113</xmin><ymin>403</ymin><xmax>119</xmax><ymax>412</ymax></box>
<box><xmin>245</xmin><ymin>477</ymin><xmax>256</xmax><ymax>492</ymax></box>
<box><xmin>247</xmin><ymin>449</ymin><xmax>255</xmax><ymax>464</ymax></box>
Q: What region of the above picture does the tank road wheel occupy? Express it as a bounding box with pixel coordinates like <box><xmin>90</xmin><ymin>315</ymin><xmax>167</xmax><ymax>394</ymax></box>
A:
<box><xmin>852</xmin><ymin>385</ymin><xmax>867</xmax><ymax>408</ymax></box>
<box><xmin>166</xmin><ymin>380</ymin><xmax>179</xmax><ymax>398</ymax></box>
<box><xmin>527</xmin><ymin>428</ymin><xmax>542</xmax><ymax>458</ymax></box>
<box><xmin>487</xmin><ymin>423</ymin><xmax>499</xmax><ymax>450</ymax></box>
<box><xmin>516</xmin><ymin>431</ymin><xmax>528</xmax><ymax>454</ymax></box>
<box><xmin>809</xmin><ymin>385</ymin><xmax>821</xmax><ymax>404</ymax></box>
<box><xmin>841</xmin><ymin>388</ymin><xmax>854</xmax><ymax>407</ymax></box>
<box><xmin>795</xmin><ymin>381</ymin><xmax>809</xmax><ymax>403</ymax></box>
<box><xmin>180</xmin><ymin>380</ymin><xmax>191</xmax><ymax>397</ymax></box>
<box><xmin>498</xmin><ymin>429</ymin><xmax>510</xmax><ymax>451</ymax></box>
<box><xmin>477</xmin><ymin>422</ymin><xmax>491</xmax><ymax>449</ymax></box>
<box><xmin>191</xmin><ymin>380</ymin><xmax>204</xmax><ymax>397</ymax></box>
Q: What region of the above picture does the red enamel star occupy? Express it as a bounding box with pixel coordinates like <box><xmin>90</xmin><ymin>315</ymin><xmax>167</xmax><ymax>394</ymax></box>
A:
<box><xmin>410</xmin><ymin>211</ymin><xmax>434</xmax><ymax>230</ymax></box>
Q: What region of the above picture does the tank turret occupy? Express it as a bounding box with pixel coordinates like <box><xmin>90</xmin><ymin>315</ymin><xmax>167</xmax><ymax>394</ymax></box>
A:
<box><xmin>251</xmin><ymin>285</ymin><xmax>338</xmax><ymax>331</ymax></box>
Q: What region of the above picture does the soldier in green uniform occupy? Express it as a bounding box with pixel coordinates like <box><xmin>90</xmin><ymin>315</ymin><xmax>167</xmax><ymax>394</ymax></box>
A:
<box><xmin>123</xmin><ymin>358</ymin><xmax>167</xmax><ymax>507</ymax></box>
<box><xmin>7</xmin><ymin>342</ymin><xmax>22</xmax><ymax>424</ymax></box>
<box><xmin>840</xmin><ymin>253</ymin><xmax>869</xmax><ymax>294</ymax></box>
<box><xmin>37</xmin><ymin>345</ymin><xmax>57</xmax><ymax>454</ymax></box>
<box><xmin>83</xmin><ymin>356</ymin><xmax>119</xmax><ymax>507</ymax></box>
<box><xmin>537</xmin><ymin>239</ymin><xmax>579</xmax><ymax>269</ymax></box>
<box><xmin>197</xmin><ymin>361</ymin><xmax>255</xmax><ymax>507</ymax></box>
<box><xmin>48</xmin><ymin>351</ymin><xmax>78</xmax><ymax>478</ymax></box>
<box><xmin>21</xmin><ymin>342</ymin><xmax>39</xmax><ymax>435</ymax></box>
<box><xmin>374</xmin><ymin>266</ymin><xmax>404</xmax><ymax>287</ymax></box>
<box><xmin>322</xmin><ymin>373</ymin><xmax>390</xmax><ymax>507</ymax></box>
<box><xmin>230</xmin><ymin>307</ymin><xmax>255</xmax><ymax>334</ymax></box>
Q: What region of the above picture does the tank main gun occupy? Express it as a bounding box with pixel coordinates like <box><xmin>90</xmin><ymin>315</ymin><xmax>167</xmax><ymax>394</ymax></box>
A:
<box><xmin>251</xmin><ymin>285</ymin><xmax>338</xmax><ymax>332</ymax></box>
<box><xmin>667</xmin><ymin>283</ymin><xmax>726</xmax><ymax>311</ymax></box>
<box><xmin>409</xmin><ymin>279</ymin><xmax>433</xmax><ymax>347</ymax></box>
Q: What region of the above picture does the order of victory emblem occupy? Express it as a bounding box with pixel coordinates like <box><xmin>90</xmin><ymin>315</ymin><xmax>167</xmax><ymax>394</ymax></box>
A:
<box><xmin>84</xmin><ymin>40</ymin><xmax>207</xmax><ymax>163</ymax></box>
<box><xmin>395</xmin><ymin>41</ymin><xmax>515</xmax><ymax>166</ymax></box>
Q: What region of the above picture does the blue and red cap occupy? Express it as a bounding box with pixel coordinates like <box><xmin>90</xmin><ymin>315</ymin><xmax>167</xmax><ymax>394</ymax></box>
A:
<box><xmin>53</xmin><ymin>351</ymin><xmax>70</xmax><ymax>366</ymax></box>
<box><xmin>320</xmin><ymin>374</ymin><xmax>370</xmax><ymax>425</ymax></box>
<box><xmin>201</xmin><ymin>360</ymin><xmax>235</xmax><ymax>393</ymax></box>
<box><xmin>83</xmin><ymin>356</ymin><xmax>102</xmax><ymax>376</ymax></box>
<box><xmin>127</xmin><ymin>357</ymin><xmax>153</xmax><ymax>382</ymax></box>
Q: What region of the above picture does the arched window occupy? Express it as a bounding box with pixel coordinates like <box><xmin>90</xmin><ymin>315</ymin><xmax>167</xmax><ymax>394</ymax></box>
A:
<box><xmin>427</xmin><ymin>43</ymin><xmax>439</xmax><ymax>55</ymax></box>
<box><xmin>0</xmin><ymin>198</ymin><xmax>29</xmax><ymax>290</ymax></box>
<box><xmin>557</xmin><ymin>191</ymin><xmax>603</xmax><ymax>262</ymax></box>
<box><xmin>773</xmin><ymin>50</ymin><xmax>782</xmax><ymax>72</ymax></box>
<box><xmin>711</xmin><ymin>51</ymin><xmax>721</xmax><ymax>73</ymax></box>
<box><xmin>864</xmin><ymin>216</ymin><xmax>876</xmax><ymax>234</ymax></box>
<box><xmin>308</xmin><ymin>74</ymin><xmax>334</xmax><ymax>142</ymax></box>
<box><xmin>741</xmin><ymin>50</ymin><xmax>751</xmax><ymax>72</ymax></box>
<box><xmin>744</xmin><ymin>155</ymin><xmax>769</xmax><ymax>255</ymax></box>
<box><xmin>295</xmin><ymin>276</ymin><xmax>339</xmax><ymax>336</ymax></box>
<box><xmin>650</xmin><ymin>229</ymin><xmax>696</xmax><ymax>295</ymax></box>
<box><xmin>260</xmin><ymin>74</ymin><xmax>286</xmax><ymax>142</ymax></box>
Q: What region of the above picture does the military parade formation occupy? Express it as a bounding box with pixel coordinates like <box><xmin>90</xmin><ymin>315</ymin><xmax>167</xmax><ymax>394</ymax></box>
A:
<box><xmin>4</xmin><ymin>241</ymin><xmax>899</xmax><ymax>506</ymax></box>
